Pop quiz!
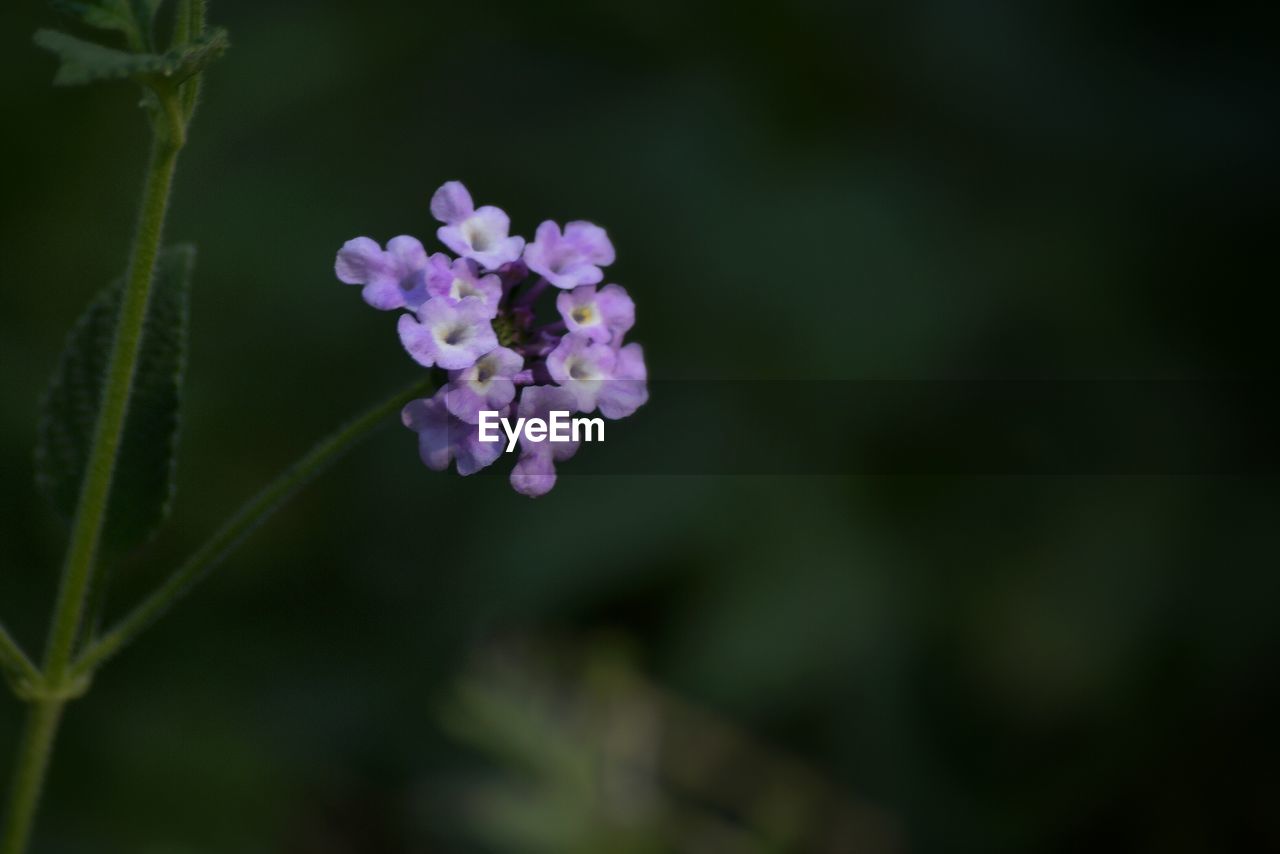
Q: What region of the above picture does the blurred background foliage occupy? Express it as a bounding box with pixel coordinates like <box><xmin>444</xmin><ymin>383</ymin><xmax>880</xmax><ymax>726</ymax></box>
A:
<box><xmin>0</xmin><ymin>0</ymin><xmax>1276</xmax><ymax>851</ymax></box>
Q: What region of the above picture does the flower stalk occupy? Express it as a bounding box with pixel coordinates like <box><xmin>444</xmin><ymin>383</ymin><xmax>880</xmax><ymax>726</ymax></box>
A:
<box><xmin>0</xmin><ymin>704</ymin><xmax>62</xmax><ymax>854</ymax></box>
<box><xmin>1</xmin><ymin>368</ymin><xmax>431</xmax><ymax>853</ymax></box>
<box><xmin>73</xmin><ymin>375</ymin><xmax>433</xmax><ymax>677</ymax></box>
<box><xmin>0</xmin><ymin>630</ymin><xmax>40</xmax><ymax>699</ymax></box>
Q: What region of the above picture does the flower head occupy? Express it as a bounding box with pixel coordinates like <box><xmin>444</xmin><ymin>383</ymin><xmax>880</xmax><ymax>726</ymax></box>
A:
<box><xmin>397</xmin><ymin>297</ymin><xmax>498</xmax><ymax>370</ymax></box>
<box><xmin>523</xmin><ymin>220</ymin><xmax>615</xmax><ymax>289</ymax></box>
<box><xmin>338</xmin><ymin>181</ymin><xmax>648</xmax><ymax>496</ymax></box>
<box><xmin>335</xmin><ymin>235</ymin><xmax>430</xmax><ymax>310</ymax></box>
<box><xmin>431</xmin><ymin>181</ymin><xmax>525</xmax><ymax>270</ymax></box>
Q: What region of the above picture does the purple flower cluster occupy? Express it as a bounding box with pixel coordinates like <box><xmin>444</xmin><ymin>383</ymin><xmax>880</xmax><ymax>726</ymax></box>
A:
<box><xmin>336</xmin><ymin>181</ymin><xmax>648</xmax><ymax>496</ymax></box>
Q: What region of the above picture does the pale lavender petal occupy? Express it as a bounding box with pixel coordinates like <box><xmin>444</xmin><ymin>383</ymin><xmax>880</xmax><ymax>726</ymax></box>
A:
<box><xmin>488</xmin><ymin>346</ymin><xmax>525</xmax><ymax>377</ymax></box>
<box><xmin>523</xmin><ymin>219</ymin><xmax>616</xmax><ymax>290</ymax></box>
<box><xmin>335</xmin><ymin>236</ymin><xmax>387</xmax><ymax>284</ymax></box>
<box><xmin>517</xmin><ymin>383</ymin><xmax>579</xmax><ymax>421</ymax></box>
<box><xmin>521</xmin><ymin>221</ymin><xmax>561</xmax><ymax>272</ymax></box>
<box><xmin>596</xmin><ymin>284</ymin><xmax>635</xmax><ymax>340</ymax></box>
<box><xmin>438</xmin><ymin>206</ymin><xmax>525</xmax><ymax>270</ymax></box>
<box><xmin>427</xmin><ymin>257</ymin><xmax>503</xmax><ymax>318</ymax></box>
<box><xmin>510</xmin><ymin>450</ymin><xmax>557</xmax><ymax>497</ymax></box>
<box><xmin>384</xmin><ymin>235</ymin><xmax>431</xmax><ymax>308</ymax></box>
<box><xmin>455</xmin><ymin>426</ymin><xmax>505</xmax><ymax>476</ymax></box>
<box><xmin>442</xmin><ymin>382</ymin><xmax>487</xmax><ymax>425</ymax></box>
<box><xmin>401</xmin><ymin>397</ymin><xmax>452</xmax><ymax>471</ymax></box>
<box><xmin>563</xmin><ymin>221</ymin><xmax>615</xmax><ymax>265</ymax></box>
<box><xmin>433</xmin><ymin>299</ymin><xmax>499</xmax><ymax>369</ymax></box>
<box><xmin>385</xmin><ymin>235</ymin><xmax>427</xmax><ymax>271</ymax></box>
<box><xmin>422</xmin><ymin>251</ymin><xmax>455</xmax><ymax>287</ymax></box>
<box><xmin>335</xmin><ymin>236</ymin><xmax>422</xmax><ymax>311</ymax></box>
<box><xmin>402</xmin><ymin>390</ymin><xmax>504</xmax><ymax>476</ymax></box>
<box><xmin>517</xmin><ymin>384</ymin><xmax>581</xmax><ymax>459</ymax></box>
<box><xmin>520</xmin><ymin>221</ymin><xmax>567</xmax><ymax>287</ymax></box>
<box><xmin>397</xmin><ymin>313</ymin><xmax>438</xmax><ymax>368</ymax></box>
<box><xmin>444</xmin><ymin>346</ymin><xmax>524</xmax><ymax>423</ymax></box>
<box><xmin>430</xmin><ymin>180</ymin><xmax>474</xmax><ymax>224</ymax></box>
<box><xmin>399</xmin><ymin>298</ymin><xmax>499</xmax><ymax>370</ymax></box>
<box><xmin>546</xmin><ymin>333</ymin><xmax>617</xmax><ymax>412</ymax></box>
<box><xmin>615</xmin><ymin>341</ymin><xmax>647</xmax><ymax>380</ymax></box>
<box><xmin>597</xmin><ymin>342</ymin><xmax>649</xmax><ymax>419</ymax></box>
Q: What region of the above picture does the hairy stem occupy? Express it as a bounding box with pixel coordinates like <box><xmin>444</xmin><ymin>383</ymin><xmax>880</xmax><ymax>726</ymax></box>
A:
<box><xmin>73</xmin><ymin>376</ymin><xmax>433</xmax><ymax>677</ymax></box>
<box><xmin>175</xmin><ymin>0</ymin><xmax>209</xmax><ymax>121</ymax></box>
<box><xmin>0</xmin><ymin>704</ymin><xmax>62</xmax><ymax>854</ymax></box>
<box><xmin>1</xmin><ymin>104</ymin><xmax>183</xmax><ymax>854</ymax></box>
<box><xmin>42</xmin><ymin>137</ymin><xmax>180</xmax><ymax>687</ymax></box>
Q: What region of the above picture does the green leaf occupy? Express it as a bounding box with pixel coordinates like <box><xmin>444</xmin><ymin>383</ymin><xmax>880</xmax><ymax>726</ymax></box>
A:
<box><xmin>35</xmin><ymin>245</ymin><xmax>195</xmax><ymax>557</ymax></box>
<box><xmin>33</xmin><ymin>26</ymin><xmax>227</xmax><ymax>87</ymax></box>
<box><xmin>34</xmin><ymin>29</ymin><xmax>167</xmax><ymax>85</ymax></box>
<box><xmin>50</xmin><ymin>1</ymin><xmax>136</xmax><ymax>36</ymax></box>
<box><xmin>51</xmin><ymin>1</ymin><xmax>169</xmax><ymax>51</ymax></box>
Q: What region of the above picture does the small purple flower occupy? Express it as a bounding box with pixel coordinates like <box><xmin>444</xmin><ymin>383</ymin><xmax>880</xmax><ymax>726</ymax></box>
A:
<box><xmin>426</xmin><ymin>256</ymin><xmax>503</xmax><ymax>319</ymax></box>
<box><xmin>523</xmin><ymin>220</ymin><xmax>616</xmax><ymax>290</ymax></box>
<box><xmin>545</xmin><ymin>332</ymin><xmax>617</xmax><ymax>412</ymax></box>
<box><xmin>508</xmin><ymin>385</ymin><xmax>580</xmax><ymax>498</ymax></box>
<box><xmin>556</xmin><ymin>284</ymin><xmax>635</xmax><ymax>344</ymax></box>
<box><xmin>397</xmin><ymin>297</ymin><xmax>498</xmax><ymax>370</ymax></box>
<box><xmin>402</xmin><ymin>391</ymin><xmax>504</xmax><ymax>476</ymax></box>
<box><xmin>430</xmin><ymin>181</ymin><xmax>525</xmax><ymax>270</ymax></box>
<box><xmin>443</xmin><ymin>346</ymin><xmax>524</xmax><ymax>424</ymax></box>
<box><xmin>597</xmin><ymin>342</ymin><xmax>649</xmax><ymax>420</ymax></box>
<box><xmin>335</xmin><ymin>235</ymin><xmax>430</xmax><ymax>310</ymax></box>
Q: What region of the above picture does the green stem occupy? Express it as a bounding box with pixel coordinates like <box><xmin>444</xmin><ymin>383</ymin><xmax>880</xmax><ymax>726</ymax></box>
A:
<box><xmin>0</xmin><ymin>628</ymin><xmax>40</xmax><ymax>696</ymax></box>
<box><xmin>1</xmin><ymin>102</ymin><xmax>184</xmax><ymax>854</ymax></box>
<box><xmin>42</xmin><ymin>136</ymin><xmax>181</xmax><ymax>688</ymax></box>
<box><xmin>73</xmin><ymin>376</ymin><xmax>433</xmax><ymax>677</ymax></box>
<box><xmin>174</xmin><ymin>0</ymin><xmax>208</xmax><ymax>121</ymax></box>
<box><xmin>0</xmin><ymin>704</ymin><xmax>62</xmax><ymax>854</ymax></box>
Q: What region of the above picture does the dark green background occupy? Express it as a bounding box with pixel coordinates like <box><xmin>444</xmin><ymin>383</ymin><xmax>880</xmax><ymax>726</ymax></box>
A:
<box><xmin>1</xmin><ymin>0</ymin><xmax>1276</xmax><ymax>851</ymax></box>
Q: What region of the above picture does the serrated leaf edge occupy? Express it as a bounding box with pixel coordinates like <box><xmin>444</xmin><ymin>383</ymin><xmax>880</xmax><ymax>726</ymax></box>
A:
<box><xmin>33</xmin><ymin>244</ymin><xmax>196</xmax><ymax>554</ymax></box>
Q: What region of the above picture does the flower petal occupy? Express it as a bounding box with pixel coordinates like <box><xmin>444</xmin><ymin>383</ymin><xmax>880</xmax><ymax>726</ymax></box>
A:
<box><xmin>430</xmin><ymin>180</ymin><xmax>474</xmax><ymax>224</ymax></box>
<box><xmin>335</xmin><ymin>236</ymin><xmax>386</xmax><ymax>284</ymax></box>
<box><xmin>397</xmin><ymin>313</ymin><xmax>438</xmax><ymax>367</ymax></box>
<box><xmin>510</xmin><ymin>449</ymin><xmax>557</xmax><ymax>497</ymax></box>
